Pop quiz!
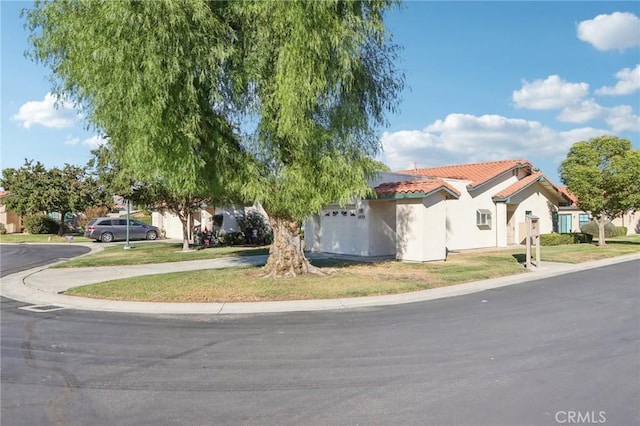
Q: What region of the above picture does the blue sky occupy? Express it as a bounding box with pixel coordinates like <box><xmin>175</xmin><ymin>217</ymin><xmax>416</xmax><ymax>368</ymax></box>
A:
<box><xmin>2</xmin><ymin>1</ymin><xmax>639</xmax><ymax>186</ymax></box>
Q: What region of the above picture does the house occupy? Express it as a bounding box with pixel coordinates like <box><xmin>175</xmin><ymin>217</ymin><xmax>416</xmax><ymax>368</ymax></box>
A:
<box><xmin>0</xmin><ymin>191</ymin><xmax>23</xmax><ymax>233</ymax></box>
<box><xmin>557</xmin><ymin>186</ymin><xmax>640</xmax><ymax>235</ymax></box>
<box><xmin>152</xmin><ymin>203</ymin><xmax>268</xmax><ymax>240</ymax></box>
<box><xmin>304</xmin><ymin>159</ymin><xmax>569</xmax><ymax>262</ymax></box>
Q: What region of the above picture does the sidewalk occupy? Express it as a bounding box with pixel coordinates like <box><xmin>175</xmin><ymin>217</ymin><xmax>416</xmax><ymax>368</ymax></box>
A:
<box><xmin>2</xmin><ymin>251</ymin><xmax>639</xmax><ymax>315</ymax></box>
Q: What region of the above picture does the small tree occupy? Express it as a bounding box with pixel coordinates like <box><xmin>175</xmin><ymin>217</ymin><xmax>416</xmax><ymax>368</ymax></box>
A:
<box><xmin>1</xmin><ymin>160</ymin><xmax>104</xmax><ymax>235</ymax></box>
<box><xmin>559</xmin><ymin>136</ymin><xmax>640</xmax><ymax>246</ymax></box>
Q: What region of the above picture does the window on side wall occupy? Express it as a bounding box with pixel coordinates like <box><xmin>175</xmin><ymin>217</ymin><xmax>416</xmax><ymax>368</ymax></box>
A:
<box><xmin>579</xmin><ymin>213</ymin><xmax>590</xmax><ymax>229</ymax></box>
<box><xmin>476</xmin><ymin>209</ymin><xmax>492</xmax><ymax>229</ymax></box>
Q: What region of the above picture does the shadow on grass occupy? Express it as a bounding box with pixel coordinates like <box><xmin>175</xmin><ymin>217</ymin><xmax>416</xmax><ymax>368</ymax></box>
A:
<box><xmin>601</xmin><ymin>240</ymin><xmax>640</xmax><ymax>246</ymax></box>
<box><xmin>310</xmin><ymin>258</ymin><xmax>365</xmax><ymax>268</ymax></box>
<box><xmin>511</xmin><ymin>253</ymin><xmax>526</xmax><ymax>264</ymax></box>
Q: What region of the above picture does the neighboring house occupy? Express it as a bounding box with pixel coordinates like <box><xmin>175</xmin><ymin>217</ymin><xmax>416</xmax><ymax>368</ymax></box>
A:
<box><xmin>152</xmin><ymin>203</ymin><xmax>268</xmax><ymax>240</ymax></box>
<box><xmin>304</xmin><ymin>159</ymin><xmax>569</xmax><ymax>262</ymax></box>
<box><xmin>557</xmin><ymin>186</ymin><xmax>640</xmax><ymax>235</ymax></box>
<box><xmin>0</xmin><ymin>191</ymin><xmax>23</xmax><ymax>233</ymax></box>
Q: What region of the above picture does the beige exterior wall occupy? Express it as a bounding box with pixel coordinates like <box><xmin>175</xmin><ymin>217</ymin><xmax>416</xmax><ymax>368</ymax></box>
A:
<box><xmin>368</xmin><ymin>200</ymin><xmax>396</xmax><ymax>256</ymax></box>
<box><xmin>506</xmin><ymin>185</ymin><xmax>559</xmax><ymax>243</ymax></box>
<box><xmin>396</xmin><ymin>193</ymin><xmax>447</xmax><ymax>262</ymax></box>
<box><xmin>611</xmin><ymin>211</ymin><xmax>640</xmax><ymax>234</ymax></box>
<box><xmin>0</xmin><ymin>203</ymin><xmax>23</xmax><ymax>233</ymax></box>
<box><xmin>444</xmin><ymin>174</ymin><xmax>519</xmax><ymax>250</ymax></box>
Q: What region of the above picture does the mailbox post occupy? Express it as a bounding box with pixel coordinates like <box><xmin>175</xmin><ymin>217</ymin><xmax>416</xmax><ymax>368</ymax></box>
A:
<box><xmin>526</xmin><ymin>215</ymin><xmax>540</xmax><ymax>268</ymax></box>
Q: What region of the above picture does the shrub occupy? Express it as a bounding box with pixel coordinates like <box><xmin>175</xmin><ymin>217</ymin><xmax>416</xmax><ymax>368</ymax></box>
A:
<box><xmin>0</xmin><ymin>223</ymin><xmax>6</xmax><ymax>234</ymax></box>
<box><xmin>580</xmin><ymin>220</ymin><xmax>617</xmax><ymax>238</ymax></box>
<box><xmin>540</xmin><ymin>233</ymin><xmax>592</xmax><ymax>246</ymax></box>
<box><xmin>24</xmin><ymin>215</ymin><xmax>61</xmax><ymax>234</ymax></box>
<box><xmin>218</xmin><ymin>231</ymin><xmax>245</xmax><ymax>246</ymax></box>
<box><xmin>236</xmin><ymin>210</ymin><xmax>273</xmax><ymax>245</ymax></box>
<box><xmin>78</xmin><ymin>206</ymin><xmax>109</xmax><ymax>230</ymax></box>
<box><xmin>615</xmin><ymin>226</ymin><xmax>628</xmax><ymax>237</ymax></box>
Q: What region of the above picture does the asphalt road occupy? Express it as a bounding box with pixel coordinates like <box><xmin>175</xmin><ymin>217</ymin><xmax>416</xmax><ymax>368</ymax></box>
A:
<box><xmin>0</xmin><ymin>244</ymin><xmax>91</xmax><ymax>277</ymax></box>
<box><xmin>1</xmin><ymin>253</ymin><xmax>638</xmax><ymax>425</ymax></box>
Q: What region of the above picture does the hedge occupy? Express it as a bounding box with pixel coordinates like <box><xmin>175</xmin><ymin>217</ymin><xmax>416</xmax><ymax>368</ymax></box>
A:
<box><xmin>540</xmin><ymin>233</ymin><xmax>592</xmax><ymax>246</ymax></box>
<box><xmin>580</xmin><ymin>220</ymin><xmax>617</xmax><ymax>238</ymax></box>
<box><xmin>615</xmin><ymin>226</ymin><xmax>628</xmax><ymax>237</ymax></box>
<box><xmin>24</xmin><ymin>215</ymin><xmax>62</xmax><ymax>234</ymax></box>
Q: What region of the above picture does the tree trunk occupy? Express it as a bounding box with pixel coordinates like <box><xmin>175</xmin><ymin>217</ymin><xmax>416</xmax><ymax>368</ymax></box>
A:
<box><xmin>179</xmin><ymin>213</ymin><xmax>190</xmax><ymax>251</ymax></box>
<box><xmin>58</xmin><ymin>211</ymin><xmax>67</xmax><ymax>236</ymax></box>
<box><xmin>597</xmin><ymin>216</ymin><xmax>606</xmax><ymax>247</ymax></box>
<box><xmin>262</xmin><ymin>217</ymin><xmax>325</xmax><ymax>278</ymax></box>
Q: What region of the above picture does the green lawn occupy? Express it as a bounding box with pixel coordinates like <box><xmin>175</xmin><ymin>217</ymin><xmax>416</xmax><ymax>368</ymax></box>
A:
<box><xmin>65</xmin><ymin>235</ymin><xmax>639</xmax><ymax>303</ymax></box>
<box><xmin>53</xmin><ymin>242</ymin><xmax>270</xmax><ymax>268</ymax></box>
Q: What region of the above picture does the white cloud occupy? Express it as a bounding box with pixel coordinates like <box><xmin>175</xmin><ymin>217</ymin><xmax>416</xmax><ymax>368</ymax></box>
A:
<box><xmin>81</xmin><ymin>135</ymin><xmax>105</xmax><ymax>149</ymax></box>
<box><xmin>64</xmin><ymin>135</ymin><xmax>81</xmax><ymax>145</ymax></box>
<box><xmin>605</xmin><ymin>105</ymin><xmax>640</xmax><ymax>132</ymax></box>
<box><xmin>11</xmin><ymin>93</ymin><xmax>79</xmax><ymax>129</ymax></box>
<box><xmin>64</xmin><ymin>134</ymin><xmax>104</xmax><ymax>149</ymax></box>
<box><xmin>595</xmin><ymin>65</ymin><xmax>640</xmax><ymax>96</ymax></box>
<box><xmin>379</xmin><ymin>113</ymin><xmax>610</xmax><ymax>171</ymax></box>
<box><xmin>577</xmin><ymin>12</ymin><xmax>640</xmax><ymax>51</ymax></box>
<box><xmin>513</xmin><ymin>75</ymin><xmax>589</xmax><ymax>110</ymax></box>
<box><xmin>557</xmin><ymin>99</ymin><xmax>605</xmax><ymax>123</ymax></box>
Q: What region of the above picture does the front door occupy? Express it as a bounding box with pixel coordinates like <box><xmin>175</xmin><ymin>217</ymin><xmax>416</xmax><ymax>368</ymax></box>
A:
<box><xmin>559</xmin><ymin>214</ymin><xmax>572</xmax><ymax>233</ymax></box>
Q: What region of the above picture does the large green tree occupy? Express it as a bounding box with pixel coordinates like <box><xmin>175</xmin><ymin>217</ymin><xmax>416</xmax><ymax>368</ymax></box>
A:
<box><xmin>1</xmin><ymin>160</ymin><xmax>103</xmax><ymax>235</ymax></box>
<box><xmin>231</xmin><ymin>1</ymin><xmax>403</xmax><ymax>276</ymax></box>
<box><xmin>559</xmin><ymin>135</ymin><xmax>640</xmax><ymax>246</ymax></box>
<box><xmin>26</xmin><ymin>0</ymin><xmax>403</xmax><ymax>276</ymax></box>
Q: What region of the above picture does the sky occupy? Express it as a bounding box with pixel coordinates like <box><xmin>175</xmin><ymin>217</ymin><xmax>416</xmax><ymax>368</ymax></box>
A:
<box><xmin>1</xmin><ymin>1</ymin><xmax>639</xmax><ymax>186</ymax></box>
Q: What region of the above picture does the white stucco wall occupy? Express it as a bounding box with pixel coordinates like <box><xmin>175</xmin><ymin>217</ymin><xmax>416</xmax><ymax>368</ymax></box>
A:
<box><xmin>444</xmin><ymin>174</ymin><xmax>520</xmax><ymax>251</ymax></box>
<box><xmin>396</xmin><ymin>193</ymin><xmax>447</xmax><ymax>262</ymax></box>
<box><xmin>507</xmin><ymin>186</ymin><xmax>559</xmax><ymax>244</ymax></box>
<box><xmin>368</xmin><ymin>200</ymin><xmax>396</xmax><ymax>256</ymax></box>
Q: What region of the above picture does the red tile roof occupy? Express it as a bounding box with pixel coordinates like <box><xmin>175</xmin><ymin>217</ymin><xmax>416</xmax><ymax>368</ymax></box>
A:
<box><xmin>375</xmin><ymin>179</ymin><xmax>461</xmax><ymax>199</ymax></box>
<box><xmin>398</xmin><ymin>159</ymin><xmax>532</xmax><ymax>189</ymax></box>
<box><xmin>492</xmin><ymin>171</ymin><xmax>566</xmax><ymax>201</ymax></box>
<box><xmin>558</xmin><ymin>186</ymin><xmax>578</xmax><ymax>205</ymax></box>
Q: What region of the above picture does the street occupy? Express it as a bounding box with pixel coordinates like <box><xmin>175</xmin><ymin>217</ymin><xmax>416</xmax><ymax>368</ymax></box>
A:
<box><xmin>1</xmin><ymin>250</ymin><xmax>638</xmax><ymax>425</ymax></box>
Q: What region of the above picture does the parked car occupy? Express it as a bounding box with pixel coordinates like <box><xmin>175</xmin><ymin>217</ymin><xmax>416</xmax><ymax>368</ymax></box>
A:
<box><xmin>84</xmin><ymin>217</ymin><xmax>161</xmax><ymax>243</ymax></box>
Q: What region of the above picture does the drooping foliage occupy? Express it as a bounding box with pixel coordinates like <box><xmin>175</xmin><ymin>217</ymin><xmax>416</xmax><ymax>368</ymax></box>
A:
<box><xmin>229</xmin><ymin>1</ymin><xmax>404</xmax><ymax>276</ymax></box>
<box><xmin>25</xmin><ymin>0</ymin><xmax>404</xmax><ymax>274</ymax></box>
<box><xmin>26</xmin><ymin>0</ymin><xmax>248</xmax><ymax>194</ymax></box>
<box><xmin>559</xmin><ymin>135</ymin><xmax>640</xmax><ymax>246</ymax></box>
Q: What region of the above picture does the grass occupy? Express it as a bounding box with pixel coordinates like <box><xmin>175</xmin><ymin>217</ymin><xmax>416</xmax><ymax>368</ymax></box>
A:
<box><xmin>65</xmin><ymin>251</ymin><xmax>529</xmax><ymax>302</ymax></box>
<box><xmin>0</xmin><ymin>233</ymin><xmax>92</xmax><ymax>243</ymax></box>
<box><xmin>53</xmin><ymin>242</ymin><xmax>270</xmax><ymax>268</ymax></box>
<box><xmin>51</xmin><ymin>234</ymin><xmax>640</xmax><ymax>303</ymax></box>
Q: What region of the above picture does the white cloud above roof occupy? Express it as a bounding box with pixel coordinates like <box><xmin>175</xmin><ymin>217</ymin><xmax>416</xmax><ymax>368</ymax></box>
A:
<box><xmin>577</xmin><ymin>12</ymin><xmax>640</xmax><ymax>51</ymax></box>
<box><xmin>379</xmin><ymin>113</ymin><xmax>609</xmax><ymax>171</ymax></box>
<box><xmin>595</xmin><ymin>65</ymin><xmax>640</xmax><ymax>96</ymax></box>
<box><xmin>512</xmin><ymin>75</ymin><xmax>589</xmax><ymax>110</ymax></box>
<box><xmin>11</xmin><ymin>93</ymin><xmax>79</xmax><ymax>129</ymax></box>
<box><xmin>64</xmin><ymin>134</ymin><xmax>104</xmax><ymax>149</ymax></box>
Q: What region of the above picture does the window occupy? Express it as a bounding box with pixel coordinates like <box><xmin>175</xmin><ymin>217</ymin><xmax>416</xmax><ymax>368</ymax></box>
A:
<box><xmin>579</xmin><ymin>213</ymin><xmax>590</xmax><ymax>228</ymax></box>
<box><xmin>476</xmin><ymin>209</ymin><xmax>492</xmax><ymax>228</ymax></box>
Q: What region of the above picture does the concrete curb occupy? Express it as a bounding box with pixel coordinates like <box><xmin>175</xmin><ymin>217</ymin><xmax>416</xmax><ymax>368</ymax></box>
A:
<box><xmin>1</xmin><ymin>251</ymin><xmax>638</xmax><ymax>315</ymax></box>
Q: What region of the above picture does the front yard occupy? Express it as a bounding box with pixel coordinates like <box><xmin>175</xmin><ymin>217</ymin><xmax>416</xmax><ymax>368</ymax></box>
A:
<box><xmin>63</xmin><ymin>235</ymin><xmax>640</xmax><ymax>303</ymax></box>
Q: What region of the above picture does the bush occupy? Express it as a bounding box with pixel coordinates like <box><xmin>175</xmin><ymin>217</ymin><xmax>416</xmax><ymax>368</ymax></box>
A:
<box><xmin>615</xmin><ymin>226</ymin><xmax>628</xmax><ymax>237</ymax></box>
<box><xmin>78</xmin><ymin>206</ymin><xmax>109</xmax><ymax>230</ymax></box>
<box><xmin>218</xmin><ymin>232</ymin><xmax>245</xmax><ymax>246</ymax></box>
<box><xmin>580</xmin><ymin>220</ymin><xmax>617</xmax><ymax>238</ymax></box>
<box><xmin>540</xmin><ymin>233</ymin><xmax>592</xmax><ymax>246</ymax></box>
<box><xmin>24</xmin><ymin>215</ymin><xmax>61</xmax><ymax>234</ymax></box>
<box><xmin>236</xmin><ymin>210</ymin><xmax>273</xmax><ymax>245</ymax></box>
<box><xmin>0</xmin><ymin>223</ymin><xmax>6</xmax><ymax>235</ymax></box>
